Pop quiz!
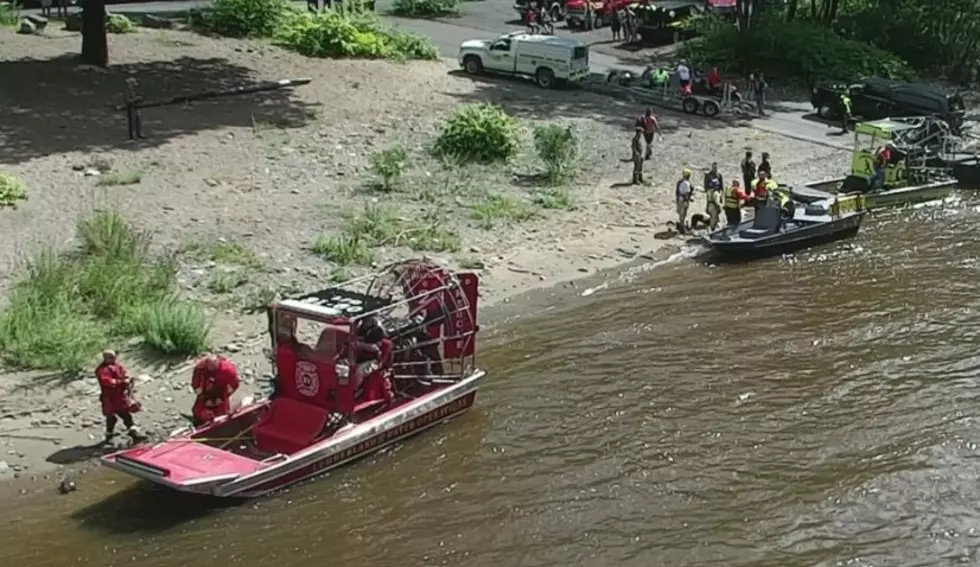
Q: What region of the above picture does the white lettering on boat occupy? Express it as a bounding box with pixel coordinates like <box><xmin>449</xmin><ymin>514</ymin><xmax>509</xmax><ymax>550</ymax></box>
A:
<box><xmin>309</xmin><ymin>396</ymin><xmax>471</xmax><ymax>473</ymax></box>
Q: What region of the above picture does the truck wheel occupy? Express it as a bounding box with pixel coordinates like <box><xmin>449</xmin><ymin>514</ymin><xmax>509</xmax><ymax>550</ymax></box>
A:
<box><xmin>681</xmin><ymin>97</ymin><xmax>699</xmax><ymax>114</ymax></box>
<box><xmin>702</xmin><ymin>100</ymin><xmax>720</xmax><ymax>117</ymax></box>
<box><xmin>463</xmin><ymin>56</ymin><xmax>483</xmax><ymax>75</ymax></box>
<box><xmin>536</xmin><ymin>67</ymin><xmax>556</xmax><ymax>89</ymax></box>
<box><xmin>550</xmin><ymin>5</ymin><xmax>562</xmax><ymax>21</ymax></box>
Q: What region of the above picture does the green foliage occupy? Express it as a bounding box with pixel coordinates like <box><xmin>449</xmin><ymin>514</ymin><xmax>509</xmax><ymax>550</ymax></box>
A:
<box><xmin>532</xmin><ymin>124</ymin><xmax>578</xmax><ymax>183</ymax></box>
<box><xmin>106</xmin><ymin>13</ymin><xmax>136</xmax><ymax>34</ymax></box>
<box><xmin>273</xmin><ymin>9</ymin><xmax>438</xmax><ymax>60</ymax></box>
<box><xmin>369</xmin><ymin>146</ymin><xmax>408</xmax><ymax>191</ymax></box>
<box><xmin>433</xmin><ymin>104</ymin><xmax>520</xmax><ymax>164</ymax></box>
<box><xmin>683</xmin><ymin>15</ymin><xmax>914</xmax><ymax>85</ymax></box>
<box><xmin>0</xmin><ymin>211</ymin><xmax>210</xmax><ymax>372</ymax></box>
<box><xmin>0</xmin><ymin>2</ymin><xmax>21</xmax><ymax>27</ymax></box>
<box><xmin>467</xmin><ymin>193</ymin><xmax>535</xmax><ymax>229</ymax></box>
<box><xmin>0</xmin><ymin>172</ymin><xmax>28</xmax><ymax>209</ymax></box>
<box><xmin>835</xmin><ymin>0</ymin><xmax>980</xmax><ymax>80</ymax></box>
<box><xmin>191</xmin><ymin>0</ymin><xmax>289</xmax><ymax>38</ymax></box>
<box><xmin>391</xmin><ymin>0</ymin><xmax>459</xmax><ymax>19</ymax></box>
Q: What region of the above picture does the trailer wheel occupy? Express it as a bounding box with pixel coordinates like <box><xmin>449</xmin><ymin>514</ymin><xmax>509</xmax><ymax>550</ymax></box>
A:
<box><xmin>463</xmin><ymin>56</ymin><xmax>483</xmax><ymax>75</ymax></box>
<box><xmin>550</xmin><ymin>5</ymin><xmax>563</xmax><ymax>21</ymax></box>
<box><xmin>701</xmin><ymin>100</ymin><xmax>720</xmax><ymax>117</ymax></box>
<box><xmin>535</xmin><ymin>67</ymin><xmax>556</xmax><ymax>89</ymax></box>
<box><xmin>730</xmin><ymin>91</ymin><xmax>743</xmax><ymax>102</ymax></box>
<box><xmin>681</xmin><ymin>97</ymin><xmax>700</xmax><ymax>114</ymax></box>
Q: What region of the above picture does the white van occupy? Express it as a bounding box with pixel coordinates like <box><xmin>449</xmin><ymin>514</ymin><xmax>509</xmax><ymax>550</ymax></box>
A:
<box><xmin>458</xmin><ymin>32</ymin><xmax>590</xmax><ymax>89</ymax></box>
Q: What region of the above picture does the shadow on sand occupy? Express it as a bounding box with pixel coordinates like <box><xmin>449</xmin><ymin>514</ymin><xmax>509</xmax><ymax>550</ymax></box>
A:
<box><xmin>0</xmin><ymin>53</ymin><xmax>320</xmax><ymax>166</ymax></box>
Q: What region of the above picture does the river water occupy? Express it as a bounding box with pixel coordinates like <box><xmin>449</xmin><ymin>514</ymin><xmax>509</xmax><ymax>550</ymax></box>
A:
<box><xmin>4</xmin><ymin>197</ymin><xmax>980</xmax><ymax>567</ymax></box>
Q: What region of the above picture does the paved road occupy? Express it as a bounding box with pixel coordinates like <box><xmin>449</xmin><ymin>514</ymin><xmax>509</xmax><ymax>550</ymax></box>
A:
<box><xmin>28</xmin><ymin>0</ymin><xmax>848</xmax><ymax>150</ymax></box>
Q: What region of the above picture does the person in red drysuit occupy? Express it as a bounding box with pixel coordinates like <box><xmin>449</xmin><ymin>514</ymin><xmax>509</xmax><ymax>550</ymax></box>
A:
<box><xmin>96</xmin><ymin>350</ymin><xmax>146</xmax><ymax>443</ymax></box>
<box><xmin>707</xmin><ymin>67</ymin><xmax>722</xmax><ymax>91</ymax></box>
<box><xmin>353</xmin><ymin>316</ymin><xmax>394</xmax><ymax>405</ymax></box>
<box><xmin>191</xmin><ymin>354</ymin><xmax>241</xmax><ymax>427</ymax></box>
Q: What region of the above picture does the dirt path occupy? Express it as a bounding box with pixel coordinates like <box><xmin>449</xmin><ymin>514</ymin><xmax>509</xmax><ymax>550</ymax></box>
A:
<box><xmin>0</xmin><ymin>27</ymin><xmax>849</xmax><ymax>487</ymax></box>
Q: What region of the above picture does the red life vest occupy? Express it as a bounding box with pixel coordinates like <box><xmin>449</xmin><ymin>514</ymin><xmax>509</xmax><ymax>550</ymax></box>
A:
<box><xmin>755</xmin><ymin>180</ymin><xmax>769</xmax><ymax>200</ymax></box>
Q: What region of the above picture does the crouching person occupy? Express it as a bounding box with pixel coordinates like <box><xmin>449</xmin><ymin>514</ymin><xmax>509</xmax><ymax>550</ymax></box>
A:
<box><xmin>96</xmin><ymin>350</ymin><xmax>146</xmax><ymax>443</ymax></box>
<box><xmin>191</xmin><ymin>354</ymin><xmax>241</xmax><ymax>427</ymax></box>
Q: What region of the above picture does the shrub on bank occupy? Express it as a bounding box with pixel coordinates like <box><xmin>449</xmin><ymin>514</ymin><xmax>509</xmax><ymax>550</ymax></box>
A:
<box><xmin>0</xmin><ymin>211</ymin><xmax>211</xmax><ymax>372</ymax></box>
<box><xmin>682</xmin><ymin>16</ymin><xmax>914</xmax><ymax>85</ymax></box>
<box><xmin>191</xmin><ymin>0</ymin><xmax>439</xmax><ymax>61</ymax></box>
<box><xmin>433</xmin><ymin>104</ymin><xmax>520</xmax><ymax>164</ymax></box>
<box><xmin>391</xmin><ymin>0</ymin><xmax>460</xmax><ymax>19</ymax></box>
<box><xmin>106</xmin><ymin>13</ymin><xmax>136</xmax><ymax>34</ymax></box>
<box><xmin>533</xmin><ymin>124</ymin><xmax>578</xmax><ymax>183</ymax></box>
<box><xmin>191</xmin><ymin>0</ymin><xmax>289</xmax><ymax>38</ymax></box>
<box><xmin>274</xmin><ymin>10</ymin><xmax>438</xmax><ymax>60</ymax></box>
<box><xmin>0</xmin><ymin>172</ymin><xmax>28</xmax><ymax>209</ymax></box>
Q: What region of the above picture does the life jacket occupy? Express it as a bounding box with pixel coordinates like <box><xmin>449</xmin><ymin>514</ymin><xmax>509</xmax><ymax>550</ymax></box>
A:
<box><xmin>653</xmin><ymin>69</ymin><xmax>669</xmax><ymax>84</ymax></box>
<box><xmin>705</xmin><ymin>173</ymin><xmax>722</xmax><ymax>191</ymax></box>
<box><xmin>875</xmin><ymin>147</ymin><xmax>892</xmax><ymax>168</ymax></box>
<box><xmin>753</xmin><ymin>179</ymin><xmax>777</xmax><ymax>200</ymax></box>
<box><xmin>775</xmin><ymin>189</ymin><xmax>791</xmax><ymax>208</ymax></box>
<box><xmin>841</xmin><ymin>94</ymin><xmax>852</xmax><ymax>113</ymax></box>
<box><xmin>724</xmin><ymin>185</ymin><xmax>741</xmax><ymax>209</ymax></box>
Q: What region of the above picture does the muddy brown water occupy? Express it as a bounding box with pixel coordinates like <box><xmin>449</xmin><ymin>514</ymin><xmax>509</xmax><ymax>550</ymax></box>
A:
<box><xmin>4</xmin><ymin>197</ymin><xmax>980</xmax><ymax>567</ymax></box>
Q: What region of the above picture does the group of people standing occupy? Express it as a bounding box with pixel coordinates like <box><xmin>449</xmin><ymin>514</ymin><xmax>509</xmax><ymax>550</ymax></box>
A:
<box><xmin>673</xmin><ymin>150</ymin><xmax>786</xmax><ymax>234</ymax></box>
<box><xmin>96</xmin><ymin>350</ymin><xmax>242</xmax><ymax>443</ymax></box>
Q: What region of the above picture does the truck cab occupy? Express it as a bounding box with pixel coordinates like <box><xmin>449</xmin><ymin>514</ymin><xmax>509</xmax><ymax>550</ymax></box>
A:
<box><xmin>458</xmin><ymin>32</ymin><xmax>590</xmax><ymax>89</ymax></box>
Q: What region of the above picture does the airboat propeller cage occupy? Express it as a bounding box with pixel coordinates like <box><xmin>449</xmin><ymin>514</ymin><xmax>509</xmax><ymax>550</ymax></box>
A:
<box><xmin>267</xmin><ymin>259</ymin><xmax>480</xmax><ymax>380</ymax></box>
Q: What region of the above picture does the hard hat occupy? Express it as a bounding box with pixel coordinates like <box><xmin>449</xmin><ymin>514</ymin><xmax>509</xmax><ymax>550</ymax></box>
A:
<box><xmin>682</xmin><ymin>168</ymin><xmax>692</xmax><ymax>176</ymax></box>
<box><xmin>732</xmin><ymin>179</ymin><xmax>740</xmax><ymax>185</ymax></box>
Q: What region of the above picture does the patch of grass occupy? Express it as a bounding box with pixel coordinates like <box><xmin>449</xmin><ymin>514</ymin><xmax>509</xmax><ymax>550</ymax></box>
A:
<box><xmin>182</xmin><ymin>240</ymin><xmax>262</xmax><ymax>269</ymax></box>
<box><xmin>207</xmin><ymin>270</ymin><xmax>249</xmax><ymax>293</ymax></box>
<box><xmin>242</xmin><ymin>281</ymin><xmax>304</xmax><ymax>313</ymax></box>
<box><xmin>467</xmin><ymin>193</ymin><xmax>535</xmax><ymax>230</ymax></box>
<box><xmin>369</xmin><ymin>146</ymin><xmax>408</xmax><ymax>192</ymax></box>
<box><xmin>0</xmin><ymin>211</ymin><xmax>210</xmax><ymax>372</ymax></box>
<box><xmin>310</xmin><ymin>204</ymin><xmax>460</xmax><ymax>265</ymax></box>
<box><xmin>0</xmin><ymin>2</ymin><xmax>21</xmax><ymax>27</ymax></box>
<box><xmin>96</xmin><ymin>170</ymin><xmax>142</xmax><ymax>187</ymax></box>
<box><xmin>107</xmin><ymin>13</ymin><xmax>136</xmax><ymax>33</ymax></box>
<box><xmin>458</xmin><ymin>257</ymin><xmax>485</xmax><ymax>270</ymax></box>
<box><xmin>329</xmin><ymin>267</ymin><xmax>352</xmax><ymax>283</ymax></box>
<box><xmin>533</xmin><ymin>187</ymin><xmax>576</xmax><ymax>210</ymax></box>
<box><xmin>0</xmin><ymin>171</ymin><xmax>28</xmax><ymax>209</ymax></box>
<box><xmin>391</xmin><ymin>0</ymin><xmax>459</xmax><ymax>19</ymax></box>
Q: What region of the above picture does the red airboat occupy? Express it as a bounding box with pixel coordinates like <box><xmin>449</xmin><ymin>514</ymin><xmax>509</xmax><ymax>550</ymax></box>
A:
<box><xmin>102</xmin><ymin>260</ymin><xmax>484</xmax><ymax>498</ymax></box>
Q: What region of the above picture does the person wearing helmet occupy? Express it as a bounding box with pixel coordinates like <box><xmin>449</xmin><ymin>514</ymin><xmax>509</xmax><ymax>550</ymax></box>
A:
<box><xmin>703</xmin><ymin>162</ymin><xmax>724</xmax><ymax>231</ymax></box>
<box><xmin>676</xmin><ymin>169</ymin><xmax>694</xmax><ymax>234</ymax></box>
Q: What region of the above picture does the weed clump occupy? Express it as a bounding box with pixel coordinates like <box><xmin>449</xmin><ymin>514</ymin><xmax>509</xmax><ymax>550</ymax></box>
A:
<box><xmin>433</xmin><ymin>104</ymin><xmax>520</xmax><ymax>164</ymax></box>
<box><xmin>0</xmin><ymin>211</ymin><xmax>211</xmax><ymax>372</ymax></box>
<box><xmin>533</xmin><ymin>124</ymin><xmax>578</xmax><ymax>184</ymax></box>
<box><xmin>369</xmin><ymin>146</ymin><xmax>408</xmax><ymax>192</ymax></box>
<box><xmin>0</xmin><ymin>172</ymin><xmax>28</xmax><ymax>209</ymax></box>
<box><xmin>107</xmin><ymin>13</ymin><xmax>136</xmax><ymax>34</ymax></box>
<box><xmin>391</xmin><ymin>0</ymin><xmax>459</xmax><ymax>19</ymax></box>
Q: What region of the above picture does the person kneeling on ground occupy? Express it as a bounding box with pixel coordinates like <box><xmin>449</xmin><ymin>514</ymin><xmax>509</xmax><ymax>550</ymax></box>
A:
<box><xmin>723</xmin><ymin>180</ymin><xmax>750</xmax><ymax>226</ymax></box>
<box><xmin>96</xmin><ymin>350</ymin><xmax>146</xmax><ymax>443</ymax></box>
<box><xmin>191</xmin><ymin>354</ymin><xmax>241</xmax><ymax>427</ymax></box>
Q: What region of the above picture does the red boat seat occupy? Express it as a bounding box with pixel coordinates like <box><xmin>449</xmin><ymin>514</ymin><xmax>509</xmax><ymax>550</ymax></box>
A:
<box><xmin>253</xmin><ymin>397</ymin><xmax>329</xmax><ymax>455</ymax></box>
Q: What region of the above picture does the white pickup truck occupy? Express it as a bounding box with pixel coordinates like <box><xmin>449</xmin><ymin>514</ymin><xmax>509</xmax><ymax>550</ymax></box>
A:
<box><xmin>458</xmin><ymin>32</ymin><xmax>590</xmax><ymax>89</ymax></box>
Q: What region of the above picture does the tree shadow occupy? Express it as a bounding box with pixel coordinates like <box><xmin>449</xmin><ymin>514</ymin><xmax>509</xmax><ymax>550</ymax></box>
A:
<box><xmin>444</xmin><ymin>71</ymin><xmax>735</xmax><ymax>134</ymax></box>
<box><xmin>0</xmin><ymin>53</ymin><xmax>320</xmax><ymax>166</ymax></box>
<box><xmin>71</xmin><ymin>481</ymin><xmax>238</xmax><ymax>534</ymax></box>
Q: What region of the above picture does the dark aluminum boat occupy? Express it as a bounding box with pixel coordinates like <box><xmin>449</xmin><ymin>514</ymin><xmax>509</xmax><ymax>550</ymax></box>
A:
<box><xmin>703</xmin><ymin>200</ymin><xmax>867</xmax><ymax>261</ymax></box>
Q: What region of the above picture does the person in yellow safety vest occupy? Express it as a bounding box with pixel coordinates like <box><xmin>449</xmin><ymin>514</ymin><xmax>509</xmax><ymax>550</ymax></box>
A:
<box><xmin>773</xmin><ymin>187</ymin><xmax>796</xmax><ymax>220</ymax></box>
<box><xmin>751</xmin><ymin>171</ymin><xmax>778</xmax><ymax>211</ymax></box>
<box><xmin>840</xmin><ymin>93</ymin><xmax>852</xmax><ymax>134</ymax></box>
<box><xmin>723</xmin><ymin>179</ymin><xmax>749</xmax><ymax>226</ymax></box>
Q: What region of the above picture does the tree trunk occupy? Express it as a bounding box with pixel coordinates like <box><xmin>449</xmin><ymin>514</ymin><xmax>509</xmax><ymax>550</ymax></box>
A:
<box><xmin>786</xmin><ymin>0</ymin><xmax>798</xmax><ymax>22</ymax></box>
<box><xmin>736</xmin><ymin>0</ymin><xmax>752</xmax><ymax>32</ymax></box>
<box><xmin>81</xmin><ymin>0</ymin><xmax>108</xmax><ymax>67</ymax></box>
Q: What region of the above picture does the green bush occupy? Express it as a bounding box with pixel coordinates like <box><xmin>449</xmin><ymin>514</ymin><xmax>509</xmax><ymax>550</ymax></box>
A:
<box><xmin>0</xmin><ymin>2</ymin><xmax>21</xmax><ymax>27</ymax></box>
<box><xmin>0</xmin><ymin>172</ymin><xmax>28</xmax><ymax>209</ymax></box>
<box><xmin>369</xmin><ymin>146</ymin><xmax>408</xmax><ymax>191</ymax></box>
<box><xmin>391</xmin><ymin>0</ymin><xmax>459</xmax><ymax>19</ymax></box>
<box><xmin>274</xmin><ymin>10</ymin><xmax>438</xmax><ymax>60</ymax></box>
<box><xmin>106</xmin><ymin>13</ymin><xmax>135</xmax><ymax>34</ymax></box>
<box><xmin>0</xmin><ymin>211</ymin><xmax>211</xmax><ymax>372</ymax></box>
<box><xmin>533</xmin><ymin>124</ymin><xmax>577</xmax><ymax>183</ymax></box>
<box><xmin>191</xmin><ymin>0</ymin><xmax>289</xmax><ymax>38</ymax></box>
<box><xmin>433</xmin><ymin>104</ymin><xmax>520</xmax><ymax>164</ymax></box>
<box><xmin>682</xmin><ymin>16</ymin><xmax>914</xmax><ymax>85</ymax></box>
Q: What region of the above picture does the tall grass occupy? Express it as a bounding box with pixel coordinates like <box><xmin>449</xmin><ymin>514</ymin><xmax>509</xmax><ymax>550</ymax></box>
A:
<box><xmin>0</xmin><ymin>211</ymin><xmax>211</xmax><ymax>372</ymax></box>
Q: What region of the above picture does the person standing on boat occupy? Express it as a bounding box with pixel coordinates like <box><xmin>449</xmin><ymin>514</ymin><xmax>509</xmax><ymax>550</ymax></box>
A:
<box><xmin>752</xmin><ymin>170</ymin><xmax>778</xmax><ymax>211</ymax></box>
<box><xmin>96</xmin><ymin>350</ymin><xmax>146</xmax><ymax>444</ymax></box>
<box><xmin>871</xmin><ymin>142</ymin><xmax>894</xmax><ymax>191</ymax></box>
<box><xmin>723</xmin><ymin>180</ymin><xmax>750</xmax><ymax>226</ymax></box>
<box><xmin>703</xmin><ymin>162</ymin><xmax>724</xmax><ymax>231</ymax></box>
<box><xmin>191</xmin><ymin>354</ymin><xmax>241</xmax><ymax>427</ymax></box>
<box><xmin>741</xmin><ymin>151</ymin><xmax>757</xmax><ymax>198</ymax></box>
<box><xmin>676</xmin><ymin>169</ymin><xmax>694</xmax><ymax>234</ymax></box>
